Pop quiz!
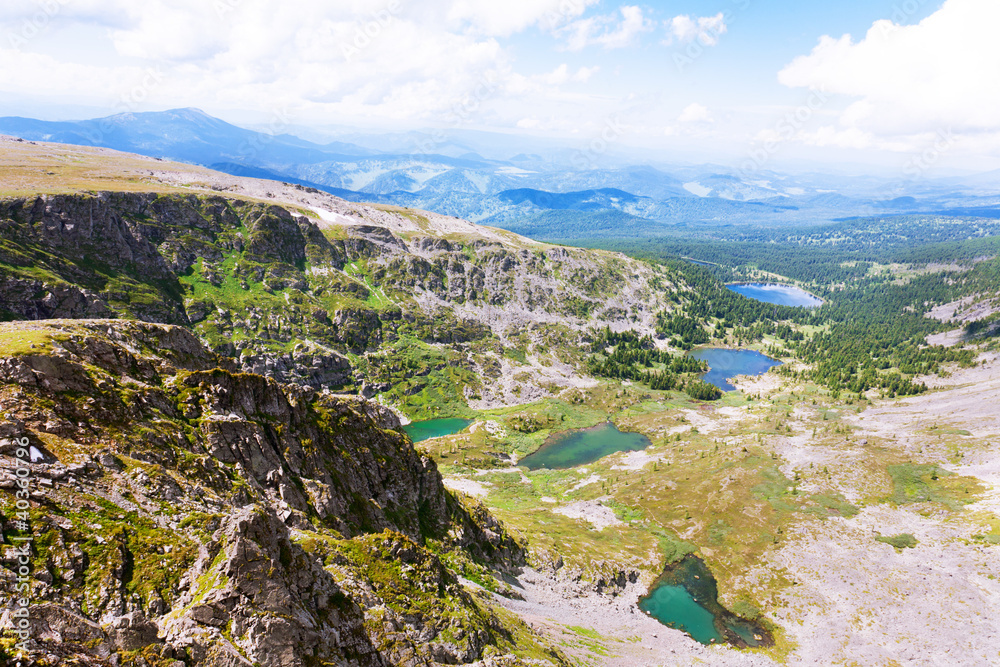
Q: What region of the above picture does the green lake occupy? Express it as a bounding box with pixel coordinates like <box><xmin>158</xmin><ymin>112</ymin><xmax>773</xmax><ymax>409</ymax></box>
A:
<box><xmin>402</xmin><ymin>418</ymin><xmax>473</xmax><ymax>443</ymax></box>
<box><xmin>519</xmin><ymin>422</ymin><xmax>651</xmax><ymax>470</ymax></box>
<box><xmin>638</xmin><ymin>555</ymin><xmax>771</xmax><ymax>648</ymax></box>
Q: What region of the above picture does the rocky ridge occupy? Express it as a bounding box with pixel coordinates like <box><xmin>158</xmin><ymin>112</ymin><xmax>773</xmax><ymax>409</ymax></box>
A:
<box><xmin>0</xmin><ymin>319</ymin><xmax>559</xmax><ymax>666</ymax></box>
<box><xmin>0</xmin><ymin>191</ymin><xmax>686</xmax><ymax>414</ymax></box>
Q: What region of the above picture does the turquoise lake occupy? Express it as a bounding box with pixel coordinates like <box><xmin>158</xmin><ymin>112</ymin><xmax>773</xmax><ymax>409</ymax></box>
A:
<box><xmin>519</xmin><ymin>422</ymin><xmax>651</xmax><ymax>470</ymax></box>
<box><xmin>639</xmin><ymin>555</ymin><xmax>771</xmax><ymax>648</ymax></box>
<box><xmin>727</xmin><ymin>282</ymin><xmax>823</xmax><ymax>308</ymax></box>
<box><xmin>690</xmin><ymin>348</ymin><xmax>781</xmax><ymax>392</ymax></box>
<box><xmin>403</xmin><ymin>418</ymin><xmax>473</xmax><ymax>443</ymax></box>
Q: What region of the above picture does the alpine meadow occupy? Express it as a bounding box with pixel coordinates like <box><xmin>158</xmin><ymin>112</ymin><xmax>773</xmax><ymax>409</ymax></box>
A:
<box><xmin>0</xmin><ymin>1</ymin><xmax>999</xmax><ymax>666</ymax></box>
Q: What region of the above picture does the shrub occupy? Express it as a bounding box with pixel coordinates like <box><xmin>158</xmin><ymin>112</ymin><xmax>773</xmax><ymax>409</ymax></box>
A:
<box><xmin>684</xmin><ymin>379</ymin><xmax>723</xmax><ymax>401</ymax></box>
<box><xmin>876</xmin><ymin>533</ymin><xmax>918</xmax><ymax>550</ymax></box>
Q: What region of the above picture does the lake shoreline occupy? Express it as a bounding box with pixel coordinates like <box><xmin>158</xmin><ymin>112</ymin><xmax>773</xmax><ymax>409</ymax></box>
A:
<box><xmin>402</xmin><ymin>417</ymin><xmax>474</xmax><ymax>443</ymax></box>
<box><xmin>726</xmin><ymin>282</ymin><xmax>825</xmax><ymax>307</ymax></box>
<box><xmin>639</xmin><ymin>554</ymin><xmax>774</xmax><ymax>649</ymax></box>
<box><xmin>490</xmin><ymin>566</ymin><xmax>780</xmax><ymax>666</ymax></box>
<box><xmin>690</xmin><ymin>348</ymin><xmax>782</xmax><ymax>392</ymax></box>
<box><xmin>520</xmin><ymin>421</ymin><xmax>651</xmax><ymax>470</ymax></box>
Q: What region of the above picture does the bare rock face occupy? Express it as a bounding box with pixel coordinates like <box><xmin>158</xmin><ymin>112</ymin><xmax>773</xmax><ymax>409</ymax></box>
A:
<box><xmin>0</xmin><ymin>190</ymin><xmax>669</xmax><ymax>665</ymax></box>
<box><xmin>0</xmin><ymin>320</ymin><xmax>541</xmax><ymax>667</ymax></box>
<box><xmin>0</xmin><ymin>192</ymin><xmax>684</xmax><ymax>405</ymax></box>
<box><xmin>162</xmin><ymin>507</ymin><xmax>386</xmax><ymax>667</ymax></box>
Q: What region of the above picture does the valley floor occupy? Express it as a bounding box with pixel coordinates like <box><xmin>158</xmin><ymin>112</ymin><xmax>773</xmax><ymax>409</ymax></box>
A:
<box><xmin>431</xmin><ymin>346</ymin><xmax>1000</xmax><ymax>666</ymax></box>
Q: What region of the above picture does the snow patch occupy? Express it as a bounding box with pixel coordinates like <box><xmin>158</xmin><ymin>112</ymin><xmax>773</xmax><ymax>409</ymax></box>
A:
<box><xmin>495</xmin><ymin>166</ymin><xmax>536</xmax><ymax>175</ymax></box>
<box><xmin>683</xmin><ymin>182</ymin><xmax>712</xmax><ymax>197</ymax></box>
<box><xmin>310</xmin><ymin>207</ymin><xmax>358</xmax><ymax>226</ymax></box>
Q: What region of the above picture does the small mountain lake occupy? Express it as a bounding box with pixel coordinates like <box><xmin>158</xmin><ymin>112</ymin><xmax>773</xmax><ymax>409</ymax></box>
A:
<box><xmin>690</xmin><ymin>348</ymin><xmax>782</xmax><ymax>392</ymax></box>
<box><xmin>639</xmin><ymin>555</ymin><xmax>772</xmax><ymax>648</ymax></box>
<box><xmin>727</xmin><ymin>282</ymin><xmax>823</xmax><ymax>308</ymax></box>
<box><xmin>519</xmin><ymin>422</ymin><xmax>651</xmax><ymax>470</ymax></box>
<box><xmin>403</xmin><ymin>418</ymin><xmax>473</xmax><ymax>443</ymax></box>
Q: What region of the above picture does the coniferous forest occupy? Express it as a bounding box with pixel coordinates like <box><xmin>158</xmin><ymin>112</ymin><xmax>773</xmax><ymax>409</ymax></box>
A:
<box><xmin>570</xmin><ymin>215</ymin><xmax>999</xmax><ymax>398</ymax></box>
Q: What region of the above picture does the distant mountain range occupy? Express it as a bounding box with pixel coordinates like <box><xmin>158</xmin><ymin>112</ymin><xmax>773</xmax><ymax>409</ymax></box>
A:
<box><xmin>3</xmin><ymin>108</ymin><xmax>1000</xmax><ymax>237</ymax></box>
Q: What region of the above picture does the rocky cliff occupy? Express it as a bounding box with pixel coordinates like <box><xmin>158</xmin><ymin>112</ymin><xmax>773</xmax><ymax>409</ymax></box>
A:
<box><xmin>0</xmin><ymin>182</ymin><xmax>688</xmax><ymax>666</ymax></box>
<box><xmin>0</xmin><ymin>192</ymin><xmax>686</xmax><ymax>415</ymax></box>
<box><xmin>0</xmin><ymin>319</ymin><xmax>559</xmax><ymax>666</ymax></box>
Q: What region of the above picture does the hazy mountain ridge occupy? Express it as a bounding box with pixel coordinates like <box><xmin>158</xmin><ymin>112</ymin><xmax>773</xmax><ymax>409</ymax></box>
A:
<box><xmin>6</xmin><ymin>109</ymin><xmax>1000</xmax><ymax>232</ymax></box>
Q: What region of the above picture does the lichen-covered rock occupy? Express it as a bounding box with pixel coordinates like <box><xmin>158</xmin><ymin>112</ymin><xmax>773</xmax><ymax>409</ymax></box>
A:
<box><xmin>0</xmin><ymin>319</ymin><xmax>550</xmax><ymax>666</ymax></box>
<box><xmin>0</xmin><ymin>191</ymin><xmax>685</xmax><ymax>411</ymax></box>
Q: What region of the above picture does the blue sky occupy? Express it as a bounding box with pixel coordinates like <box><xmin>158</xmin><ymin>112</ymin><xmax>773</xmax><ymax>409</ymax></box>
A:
<box><xmin>0</xmin><ymin>0</ymin><xmax>995</xmax><ymax>172</ymax></box>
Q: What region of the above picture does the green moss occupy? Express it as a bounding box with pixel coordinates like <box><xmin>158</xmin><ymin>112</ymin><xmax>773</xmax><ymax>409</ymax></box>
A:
<box><xmin>504</xmin><ymin>347</ymin><xmax>528</xmax><ymax>364</ymax></box>
<box><xmin>886</xmin><ymin>463</ymin><xmax>983</xmax><ymax>510</ymax></box>
<box><xmin>805</xmin><ymin>493</ymin><xmax>860</xmax><ymax>518</ymax></box>
<box><xmin>328</xmin><ymin>531</ymin><xmax>555</xmax><ymax>660</ymax></box>
<box><xmin>876</xmin><ymin>533</ymin><xmax>919</xmax><ymax>550</ymax></box>
<box><xmin>0</xmin><ymin>326</ymin><xmax>69</xmax><ymax>356</ymax></box>
<box><xmin>190</xmin><ymin>547</ymin><xmax>231</xmax><ymax>605</ymax></box>
<box><xmin>566</xmin><ymin>625</ymin><xmax>602</xmax><ymax>640</ymax></box>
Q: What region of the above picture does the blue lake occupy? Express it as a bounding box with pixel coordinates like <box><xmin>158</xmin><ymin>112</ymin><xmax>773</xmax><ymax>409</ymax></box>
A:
<box><xmin>683</xmin><ymin>257</ymin><xmax>717</xmax><ymax>268</ymax></box>
<box><xmin>519</xmin><ymin>422</ymin><xmax>651</xmax><ymax>470</ymax></box>
<box><xmin>727</xmin><ymin>283</ymin><xmax>823</xmax><ymax>308</ymax></box>
<box><xmin>690</xmin><ymin>348</ymin><xmax>781</xmax><ymax>392</ymax></box>
<box><xmin>403</xmin><ymin>418</ymin><xmax>473</xmax><ymax>443</ymax></box>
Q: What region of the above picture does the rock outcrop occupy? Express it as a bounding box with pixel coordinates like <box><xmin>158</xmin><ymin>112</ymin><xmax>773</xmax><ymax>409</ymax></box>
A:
<box><xmin>0</xmin><ymin>320</ymin><xmax>555</xmax><ymax>667</ymax></box>
<box><xmin>0</xmin><ymin>192</ymin><xmax>685</xmax><ymax>411</ymax></box>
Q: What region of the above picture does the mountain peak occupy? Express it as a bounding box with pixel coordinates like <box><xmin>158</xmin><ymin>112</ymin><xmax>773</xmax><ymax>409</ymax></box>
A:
<box><xmin>167</xmin><ymin>107</ymin><xmax>212</xmax><ymax>118</ymax></box>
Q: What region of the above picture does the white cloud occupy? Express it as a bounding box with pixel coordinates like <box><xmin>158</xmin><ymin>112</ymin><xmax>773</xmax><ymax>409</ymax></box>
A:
<box><xmin>779</xmin><ymin>0</ymin><xmax>1000</xmax><ymax>142</ymax></box>
<box><xmin>573</xmin><ymin>65</ymin><xmax>599</xmax><ymax>83</ymax></box>
<box><xmin>678</xmin><ymin>103</ymin><xmax>711</xmax><ymax>124</ymax></box>
<box><xmin>661</xmin><ymin>104</ymin><xmax>718</xmax><ymax>139</ymax></box>
<box><xmin>795</xmin><ymin>126</ymin><xmax>877</xmax><ymax>150</ymax></box>
<box><xmin>0</xmin><ymin>1</ymin><xmax>521</xmax><ymax>125</ymax></box>
<box><xmin>539</xmin><ymin>64</ymin><xmax>599</xmax><ymax>85</ymax></box>
<box><xmin>0</xmin><ymin>0</ymin><xmax>630</xmax><ymax>130</ymax></box>
<box><xmin>0</xmin><ymin>0</ymin><xmax>135</xmax><ymax>26</ymax></box>
<box><xmin>0</xmin><ymin>49</ymin><xmax>154</xmax><ymax>102</ymax></box>
<box><xmin>447</xmin><ymin>0</ymin><xmax>600</xmax><ymax>36</ymax></box>
<box><xmin>666</xmin><ymin>13</ymin><xmax>727</xmax><ymax>46</ymax></box>
<box><xmin>559</xmin><ymin>5</ymin><xmax>654</xmax><ymax>51</ymax></box>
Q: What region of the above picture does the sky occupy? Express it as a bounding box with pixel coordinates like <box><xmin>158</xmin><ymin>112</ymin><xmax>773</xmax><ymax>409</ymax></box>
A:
<box><xmin>0</xmin><ymin>0</ymin><xmax>997</xmax><ymax>173</ymax></box>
